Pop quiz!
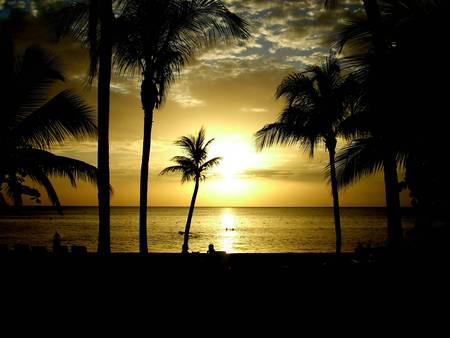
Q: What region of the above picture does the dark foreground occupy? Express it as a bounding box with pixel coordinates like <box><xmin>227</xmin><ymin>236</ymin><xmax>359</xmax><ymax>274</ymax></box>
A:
<box><xmin>1</xmin><ymin>250</ymin><xmax>448</xmax><ymax>330</ymax></box>
<box><xmin>2</xmin><ymin>249</ymin><xmax>448</xmax><ymax>286</ymax></box>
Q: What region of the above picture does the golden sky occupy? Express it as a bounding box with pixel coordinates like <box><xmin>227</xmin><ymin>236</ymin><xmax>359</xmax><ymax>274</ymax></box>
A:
<box><xmin>9</xmin><ymin>0</ymin><xmax>410</xmax><ymax>207</ymax></box>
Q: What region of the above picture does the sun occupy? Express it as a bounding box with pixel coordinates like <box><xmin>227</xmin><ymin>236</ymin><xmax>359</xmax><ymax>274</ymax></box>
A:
<box><xmin>207</xmin><ymin>136</ymin><xmax>262</xmax><ymax>193</ymax></box>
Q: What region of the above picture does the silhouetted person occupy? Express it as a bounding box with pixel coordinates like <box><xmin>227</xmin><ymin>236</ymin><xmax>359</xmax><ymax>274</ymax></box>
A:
<box><xmin>207</xmin><ymin>243</ymin><xmax>216</xmax><ymax>254</ymax></box>
<box><xmin>52</xmin><ymin>231</ymin><xmax>61</xmax><ymax>253</ymax></box>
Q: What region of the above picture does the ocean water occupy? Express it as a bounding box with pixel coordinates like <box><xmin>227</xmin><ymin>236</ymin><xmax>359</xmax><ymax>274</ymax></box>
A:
<box><xmin>0</xmin><ymin>207</ymin><xmax>414</xmax><ymax>253</ymax></box>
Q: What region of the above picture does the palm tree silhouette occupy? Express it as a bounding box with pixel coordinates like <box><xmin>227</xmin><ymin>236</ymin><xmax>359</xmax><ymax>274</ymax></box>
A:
<box><xmin>113</xmin><ymin>0</ymin><xmax>249</xmax><ymax>253</ymax></box>
<box><xmin>328</xmin><ymin>2</ymin><xmax>409</xmax><ymax>247</ymax></box>
<box><xmin>255</xmin><ymin>54</ymin><xmax>358</xmax><ymax>255</ymax></box>
<box><xmin>332</xmin><ymin>0</ymin><xmax>450</xmax><ymax>247</ymax></box>
<box><xmin>0</xmin><ymin>45</ymin><xmax>98</xmax><ymax>212</ymax></box>
<box><xmin>161</xmin><ymin>128</ymin><xmax>221</xmax><ymax>254</ymax></box>
<box><xmin>51</xmin><ymin>0</ymin><xmax>114</xmax><ymax>253</ymax></box>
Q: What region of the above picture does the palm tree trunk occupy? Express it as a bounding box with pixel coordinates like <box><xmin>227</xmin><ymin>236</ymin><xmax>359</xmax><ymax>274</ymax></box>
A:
<box><xmin>327</xmin><ymin>141</ymin><xmax>342</xmax><ymax>255</ymax></box>
<box><xmin>139</xmin><ymin>76</ymin><xmax>157</xmax><ymax>254</ymax></box>
<box><xmin>97</xmin><ymin>0</ymin><xmax>112</xmax><ymax>255</ymax></box>
<box><xmin>182</xmin><ymin>177</ymin><xmax>200</xmax><ymax>254</ymax></box>
<box><xmin>383</xmin><ymin>146</ymin><xmax>403</xmax><ymax>247</ymax></box>
<box><xmin>362</xmin><ymin>0</ymin><xmax>386</xmax><ymax>55</ymax></box>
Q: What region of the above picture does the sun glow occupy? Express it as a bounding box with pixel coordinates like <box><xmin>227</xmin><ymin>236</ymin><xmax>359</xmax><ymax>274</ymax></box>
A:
<box><xmin>208</xmin><ymin>136</ymin><xmax>263</xmax><ymax>194</ymax></box>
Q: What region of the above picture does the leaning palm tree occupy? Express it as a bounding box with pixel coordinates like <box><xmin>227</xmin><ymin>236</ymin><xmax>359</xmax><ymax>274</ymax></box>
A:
<box><xmin>255</xmin><ymin>54</ymin><xmax>358</xmax><ymax>255</ymax></box>
<box><xmin>114</xmin><ymin>0</ymin><xmax>250</xmax><ymax>253</ymax></box>
<box><xmin>50</xmin><ymin>0</ymin><xmax>114</xmax><ymax>253</ymax></box>
<box><xmin>0</xmin><ymin>45</ymin><xmax>98</xmax><ymax>212</ymax></box>
<box><xmin>160</xmin><ymin>128</ymin><xmax>221</xmax><ymax>253</ymax></box>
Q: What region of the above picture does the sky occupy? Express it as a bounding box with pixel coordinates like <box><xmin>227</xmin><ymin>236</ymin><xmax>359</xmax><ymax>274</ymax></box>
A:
<box><xmin>3</xmin><ymin>0</ymin><xmax>411</xmax><ymax>207</ymax></box>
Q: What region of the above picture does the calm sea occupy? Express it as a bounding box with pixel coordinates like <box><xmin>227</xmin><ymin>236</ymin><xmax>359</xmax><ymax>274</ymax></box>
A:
<box><xmin>0</xmin><ymin>207</ymin><xmax>414</xmax><ymax>253</ymax></box>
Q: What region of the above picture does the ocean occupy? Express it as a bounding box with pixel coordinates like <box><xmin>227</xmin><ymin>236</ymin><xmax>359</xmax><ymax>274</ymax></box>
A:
<box><xmin>0</xmin><ymin>207</ymin><xmax>414</xmax><ymax>253</ymax></box>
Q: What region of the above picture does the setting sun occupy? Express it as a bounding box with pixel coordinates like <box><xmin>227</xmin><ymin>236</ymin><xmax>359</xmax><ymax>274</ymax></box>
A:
<box><xmin>208</xmin><ymin>135</ymin><xmax>262</xmax><ymax>194</ymax></box>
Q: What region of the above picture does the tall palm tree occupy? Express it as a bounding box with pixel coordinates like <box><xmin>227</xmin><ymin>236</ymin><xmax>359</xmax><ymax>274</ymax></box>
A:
<box><xmin>114</xmin><ymin>0</ymin><xmax>249</xmax><ymax>253</ymax></box>
<box><xmin>332</xmin><ymin>0</ymin><xmax>449</xmax><ymax>247</ymax></box>
<box><xmin>51</xmin><ymin>0</ymin><xmax>114</xmax><ymax>253</ymax></box>
<box><xmin>324</xmin><ymin>0</ymin><xmax>402</xmax><ymax>246</ymax></box>
<box><xmin>255</xmin><ymin>54</ymin><xmax>357</xmax><ymax>255</ymax></box>
<box><xmin>0</xmin><ymin>45</ymin><xmax>98</xmax><ymax>211</ymax></box>
<box><xmin>160</xmin><ymin>128</ymin><xmax>221</xmax><ymax>253</ymax></box>
<box><xmin>96</xmin><ymin>0</ymin><xmax>113</xmax><ymax>255</ymax></box>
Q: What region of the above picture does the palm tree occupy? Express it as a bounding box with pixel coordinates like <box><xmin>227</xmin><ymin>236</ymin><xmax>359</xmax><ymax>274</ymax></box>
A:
<box><xmin>323</xmin><ymin>0</ymin><xmax>401</xmax><ymax>246</ymax></box>
<box><xmin>332</xmin><ymin>0</ymin><xmax>450</xmax><ymax>247</ymax></box>
<box><xmin>96</xmin><ymin>0</ymin><xmax>113</xmax><ymax>255</ymax></box>
<box><xmin>160</xmin><ymin>128</ymin><xmax>221</xmax><ymax>253</ymax></box>
<box><xmin>50</xmin><ymin>0</ymin><xmax>114</xmax><ymax>253</ymax></box>
<box><xmin>113</xmin><ymin>0</ymin><xmax>249</xmax><ymax>253</ymax></box>
<box><xmin>0</xmin><ymin>45</ymin><xmax>98</xmax><ymax>212</ymax></box>
<box><xmin>255</xmin><ymin>54</ymin><xmax>357</xmax><ymax>255</ymax></box>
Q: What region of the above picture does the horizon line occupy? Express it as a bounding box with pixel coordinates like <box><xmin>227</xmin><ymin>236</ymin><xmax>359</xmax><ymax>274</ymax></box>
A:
<box><xmin>19</xmin><ymin>205</ymin><xmax>411</xmax><ymax>208</ymax></box>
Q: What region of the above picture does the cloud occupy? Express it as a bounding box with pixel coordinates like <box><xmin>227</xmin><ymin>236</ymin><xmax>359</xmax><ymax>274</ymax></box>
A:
<box><xmin>240</xmin><ymin>107</ymin><xmax>269</xmax><ymax>113</ymax></box>
<box><xmin>221</xmin><ymin>0</ymin><xmax>362</xmax><ymax>67</ymax></box>
<box><xmin>285</xmin><ymin>51</ymin><xmax>328</xmax><ymax>66</ymax></box>
<box><xmin>241</xmin><ymin>164</ymin><xmax>325</xmax><ymax>182</ymax></box>
<box><xmin>110</xmin><ymin>82</ymin><xmax>131</xmax><ymax>95</ymax></box>
<box><xmin>169</xmin><ymin>82</ymin><xmax>205</xmax><ymax>108</ymax></box>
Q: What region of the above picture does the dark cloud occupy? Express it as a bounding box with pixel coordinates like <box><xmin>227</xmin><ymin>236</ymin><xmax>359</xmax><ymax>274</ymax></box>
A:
<box><xmin>241</xmin><ymin>163</ymin><xmax>325</xmax><ymax>182</ymax></box>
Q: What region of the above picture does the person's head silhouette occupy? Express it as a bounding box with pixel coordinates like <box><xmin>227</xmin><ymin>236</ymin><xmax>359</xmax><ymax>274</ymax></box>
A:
<box><xmin>208</xmin><ymin>243</ymin><xmax>215</xmax><ymax>253</ymax></box>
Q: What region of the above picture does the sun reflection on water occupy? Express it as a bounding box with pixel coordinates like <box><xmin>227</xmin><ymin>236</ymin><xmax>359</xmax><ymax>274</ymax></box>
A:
<box><xmin>219</xmin><ymin>209</ymin><xmax>238</xmax><ymax>253</ymax></box>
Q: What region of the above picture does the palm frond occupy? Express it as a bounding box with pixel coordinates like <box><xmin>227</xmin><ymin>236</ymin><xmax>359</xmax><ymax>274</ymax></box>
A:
<box><xmin>335</xmin><ymin>138</ymin><xmax>385</xmax><ymax>188</ymax></box>
<box><xmin>8</xmin><ymin>46</ymin><xmax>65</xmax><ymax>124</ymax></box>
<box><xmin>255</xmin><ymin>104</ymin><xmax>322</xmax><ymax>157</ymax></box>
<box><xmin>1</xmin><ymin>43</ymin><xmax>99</xmax><ymax>211</ymax></box>
<box><xmin>255</xmin><ymin>122</ymin><xmax>300</xmax><ymax>150</ymax></box>
<box><xmin>49</xmin><ymin>0</ymin><xmax>90</xmax><ymax>42</ymax></box>
<box><xmin>275</xmin><ymin>73</ymin><xmax>317</xmax><ymax>107</ymax></box>
<box><xmin>11</xmin><ymin>89</ymin><xmax>97</xmax><ymax>149</ymax></box>
<box><xmin>162</xmin><ymin>127</ymin><xmax>219</xmax><ymax>183</ymax></box>
<box><xmin>3</xmin><ymin>175</ymin><xmax>24</xmax><ymax>207</ymax></box>
<box><xmin>27</xmin><ymin>170</ymin><xmax>63</xmax><ymax>214</ymax></box>
<box><xmin>160</xmin><ymin>165</ymin><xmax>187</xmax><ymax>176</ymax></box>
<box><xmin>11</xmin><ymin>90</ymin><xmax>97</xmax><ymax>149</ymax></box>
<box><xmin>200</xmin><ymin>157</ymin><xmax>222</xmax><ymax>172</ymax></box>
<box><xmin>170</xmin><ymin>0</ymin><xmax>250</xmax><ymax>49</ymax></box>
<box><xmin>175</xmin><ymin>135</ymin><xmax>197</xmax><ymax>159</ymax></box>
<box><xmin>330</xmin><ymin>16</ymin><xmax>372</xmax><ymax>53</ymax></box>
<box><xmin>14</xmin><ymin>149</ymin><xmax>98</xmax><ymax>188</ymax></box>
<box><xmin>171</xmin><ymin>156</ymin><xmax>194</xmax><ymax>166</ymax></box>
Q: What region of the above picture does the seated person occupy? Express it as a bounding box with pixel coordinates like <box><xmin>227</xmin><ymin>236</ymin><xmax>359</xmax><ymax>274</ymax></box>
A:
<box><xmin>207</xmin><ymin>243</ymin><xmax>216</xmax><ymax>254</ymax></box>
